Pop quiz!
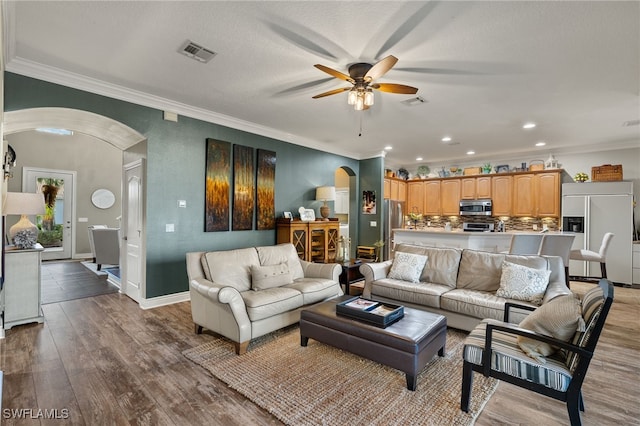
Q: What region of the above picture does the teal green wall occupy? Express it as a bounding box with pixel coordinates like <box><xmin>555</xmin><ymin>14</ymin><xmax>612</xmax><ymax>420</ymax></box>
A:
<box><xmin>358</xmin><ymin>157</ymin><xmax>384</xmax><ymax>248</ymax></box>
<box><xmin>4</xmin><ymin>72</ymin><xmax>361</xmax><ymax>297</ymax></box>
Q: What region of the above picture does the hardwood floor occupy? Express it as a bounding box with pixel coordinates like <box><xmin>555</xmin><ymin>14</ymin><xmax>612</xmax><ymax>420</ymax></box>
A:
<box><xmin>0</xmin><ymin>280</ymin><xmax>637</xmax><ymax>425</ymax></box>
<box><xmin>41</xmin><ymin>260</ymin><xmax>119</xmax><ymax>305</ymax></box>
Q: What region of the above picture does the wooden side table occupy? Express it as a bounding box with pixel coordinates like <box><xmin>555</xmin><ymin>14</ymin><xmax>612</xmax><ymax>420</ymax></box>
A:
<box><xmin>339</xmin><ymin>261</ymin><xmax>364</xmax><ymax>295</ymax></box>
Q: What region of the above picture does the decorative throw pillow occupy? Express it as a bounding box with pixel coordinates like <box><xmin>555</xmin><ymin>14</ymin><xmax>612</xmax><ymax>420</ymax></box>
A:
<box><xmin>496</xmin><ymin>261</ymin><xmax>551</xmax><ymax>305</ymax></box>
<box><xmin>388</xmin><ymin>252</ymin><xmax>428</xmax><ymax>283</ymax></box>
<box><xmin>517</xmin><ymin>294</ymin><xmax>586</xmax><ymax>363</ymax></box>
<box><xmin>250</xmin><ymin>263</ymin><xmax>292</xmax><ymax>291</ymax></box>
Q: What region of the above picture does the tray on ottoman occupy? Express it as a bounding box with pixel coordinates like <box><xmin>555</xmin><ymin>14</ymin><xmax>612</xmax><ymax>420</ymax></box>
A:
<box><xmin>336</xmin><ymin>296</ymin><xmax>404</xmax><ymax>328</ymax></box>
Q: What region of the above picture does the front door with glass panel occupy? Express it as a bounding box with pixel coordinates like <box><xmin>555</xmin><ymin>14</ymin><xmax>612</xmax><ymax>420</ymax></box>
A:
<box><xmin>23</xmin><ymin>168</ymin><xmax>75</xmax><ymax>260</ymax></box>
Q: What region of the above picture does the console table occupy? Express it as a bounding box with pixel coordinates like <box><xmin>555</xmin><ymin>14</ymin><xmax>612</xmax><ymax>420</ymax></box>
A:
<box><xmin>3</xmin><ymin>244</ymin><xmax>45</xmax><ymax>330</ymax></box>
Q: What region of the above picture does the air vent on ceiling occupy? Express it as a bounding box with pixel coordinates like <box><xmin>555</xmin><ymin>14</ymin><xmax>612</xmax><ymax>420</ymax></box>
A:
<box><xmin>178</xmin><ymin>40</ymin><xmax>216</xmax><ymax>63</ymax></box>
<box><xmin>401</xmin><ymin>96</ymin><xmax>427</xmax><ymax>107</ymax></box>
<box><xmin>622</xmin><ymin>119</ymin><xmax>640</xmax><ymax>127</ymax></box>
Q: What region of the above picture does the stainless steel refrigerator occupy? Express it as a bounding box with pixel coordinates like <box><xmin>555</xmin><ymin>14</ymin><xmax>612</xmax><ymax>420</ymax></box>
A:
<box><xmin>383</xmin><ymin>199</ymin><xmax>405</xmax><ymax>260</ymax></box>
<box><xmin>562</xmin><ymin>181</ymin><xmax>633</xmax><ymax>285</ymax></box>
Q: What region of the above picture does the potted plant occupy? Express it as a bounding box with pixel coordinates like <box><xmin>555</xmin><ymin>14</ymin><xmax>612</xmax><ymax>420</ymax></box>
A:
<box><xmin>482</xmin><ymin>163</ymin><xmax>492</xmax><ymax>174</ymax></box>
<box><xmin>574</xmin><ymin>172</ymin><xmax>589</xmax><ymax>183</ymax></box>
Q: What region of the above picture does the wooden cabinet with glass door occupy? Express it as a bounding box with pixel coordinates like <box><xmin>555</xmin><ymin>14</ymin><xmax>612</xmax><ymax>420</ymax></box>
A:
<box><xmin>276</xmin><ymin>219</ymin><xmax>339</xmax><ymax>263</ymax></box>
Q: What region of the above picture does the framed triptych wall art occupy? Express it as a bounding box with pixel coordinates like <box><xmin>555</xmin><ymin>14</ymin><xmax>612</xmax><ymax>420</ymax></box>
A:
<box><xmin>232</xmin><ymin>145</ymin><xmax>255</xmax><ymax>231</ymax></box>
<box><xmin>256</xmin><ymin>149</ymin><xmax>276</xmax><ymax>230</ymax></box>
<box><xmin>204</xmin><ymin>138</ymin><xmax>231</xmax><ymax>232</ymax></box>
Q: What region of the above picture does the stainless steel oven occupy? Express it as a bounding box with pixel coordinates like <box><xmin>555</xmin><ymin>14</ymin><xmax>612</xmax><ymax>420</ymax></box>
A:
<box><xmin>459</xmin><ymin>199</ymin><xmax>492</xmax><ymax>216</ymax></box>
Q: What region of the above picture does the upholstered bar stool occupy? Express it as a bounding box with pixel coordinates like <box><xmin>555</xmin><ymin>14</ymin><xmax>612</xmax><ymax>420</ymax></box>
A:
<box><xmin>569</xmin><ymin>233</ymin><xmax>614</xmax><ymax>283</ymax></box>
<box><xmin>538</xmin><ymin>234</ymin><xmax>575</xmax><ymax>287</ymax></box>
<box><xmin>507</xmin><ymin>234</ymin><xmax>544</xmax><ymax>255</ymax></box>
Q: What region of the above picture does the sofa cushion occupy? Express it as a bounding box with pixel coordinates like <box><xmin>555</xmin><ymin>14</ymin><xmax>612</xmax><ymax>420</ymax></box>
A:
<box><xmin>286</xmin><ymin>278</ymin><xmax>340</xmax><ymax>305</ymax></box>
<box><xmin>388</xmin><ymin>252</ymin><xmax>428</xmax><ymax>283</ymax></box>
<box><xmin>457</xmin><ymin>250</ymin><xmax>549</xmax><ymax>292</ymax></box>
<box><xmin>250</xmin><ymin>263</ymin><xmax>292</xmax><ymax>291</ymax></box>
<box><xmin>395</xmin><ymin>244</ymin><xmax>462</xmax><ymax>288</ymax></box>
<box><xmin>441</xmin><ymin>289</ymin><xmax>537</xmax><ymax>323</ymax></box>
<box><xmin>202</xmin><ymin>247</ymin><xmax>259</xmax><ymax>292</ymax></box>
<box><xmin>517</xmin><ymin>294</ymin><xmax>585</xmax><ymax>363</ymax></box>
<box><xmin>496</xmin><ymin>261</ymin><xmax>551</xmax><ymax>305</ymax></box>
<box><xmin>241</xmin><ymin>287</ymin><xmax>304</xmax><ymax>322</ymax></box>
<box><xmin>256</xmin><ymin>243</ymin><xmax>304</xmax><ymax>280</ymax></box>
<box><xmin>369</xmin><ymin>279</ymin><xmax>450</xmax><ymax>309</ymax></box>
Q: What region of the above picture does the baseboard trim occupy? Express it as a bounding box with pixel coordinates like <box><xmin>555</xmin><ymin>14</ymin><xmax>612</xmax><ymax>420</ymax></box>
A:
<box><xmin>139</xmin><ymin>291</ymin><xmax>190</xmax><ymax>310</ymax></box>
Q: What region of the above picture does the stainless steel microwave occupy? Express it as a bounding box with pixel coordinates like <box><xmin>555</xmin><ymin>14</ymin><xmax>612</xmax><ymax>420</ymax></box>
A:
<box><xmin>459</xmin><ymin>199</ymin><xmax>492</xmax><ymax>216</ymax></box>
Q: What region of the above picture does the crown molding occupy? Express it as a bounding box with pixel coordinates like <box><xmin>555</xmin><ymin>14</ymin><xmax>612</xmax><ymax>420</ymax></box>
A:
<box><xmin>5</xmin><ymin>56</ymin><xmax>363</xmax><ymax>160</ymax></box>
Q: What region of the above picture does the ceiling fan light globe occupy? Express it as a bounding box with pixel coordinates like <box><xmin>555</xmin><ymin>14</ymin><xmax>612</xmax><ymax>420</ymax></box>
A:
<box><xmin>364</xmin><ymin>89</ymin><xmax>374</xmax><ymax>106</ymax></box>
<box><xmin>355</xmin><ymin>96</ymin><xmax>365</xmax><ymax>111</ymax></box>
<box><xmin>347</xmin><ymin>90</ymin><xmax>358</xmax><ymax>105</ymax></box>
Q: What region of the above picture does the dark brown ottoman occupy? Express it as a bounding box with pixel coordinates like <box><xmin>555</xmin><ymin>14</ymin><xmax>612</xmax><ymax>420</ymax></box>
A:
<box><xmin>300</xmin><ymin>296</ymin><xmax>447</xmax><ymax>391</ymax></box>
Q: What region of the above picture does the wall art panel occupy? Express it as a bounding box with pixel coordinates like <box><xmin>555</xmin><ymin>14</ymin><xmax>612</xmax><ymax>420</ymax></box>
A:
<box><xmin>205</xmin><ymin>138</ymin><xmax>231</xmax><ymax>232</ymax></box>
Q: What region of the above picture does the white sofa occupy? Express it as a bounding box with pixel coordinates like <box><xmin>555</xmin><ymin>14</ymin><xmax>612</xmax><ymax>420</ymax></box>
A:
<box><xmin>360</xmin><ymin>244</ymin><xmax>572</xmax><ymax>331</ymax></box>
<box><xmin>186</xmin><ymin>243</ymin><xmax>342</xmax><ymax>354</ymax></box>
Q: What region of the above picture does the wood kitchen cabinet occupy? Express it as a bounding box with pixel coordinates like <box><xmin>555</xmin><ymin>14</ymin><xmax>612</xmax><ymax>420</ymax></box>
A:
<box><xmin>424</xmin><ymin>180</ymin><xmax>441</xmax><ymax>215</ymax></box>
<box><xmin>407</xmin><ymin>181</ymin><xmax>425</xmax><ymax>213</ymax></box>
<box><xmin>476</xmin><ymin>176</ymin><xmax>492</xmax><ymax>199</ymax></box>
<box><xmin>384</xmin><ymin>178</ymin><xmax>407</xmax><ymax>201</ymax></box>
<box><xmin>461</xmin><ymin>176</ymin><xmax>491</xmax><ymax>200</ymax></box>
<box><xmin>441</xmin><ymin>179</ymin><xmax>461</xmax><ymax>215</ymax></box>
<box><xmin>276</xmin><ymin>219</ymin><xmax>339</xmax><ymax>263</ymax></box>
<box><xmin>491</xmin><ymin>175</ymin><xmax>513</xmax><ymax>216</ymax></box>
<box><xmin>535</xmin><ymin>172</ymin><xmax>560</xmax><ymax>217</ymax></box>
<box><xmin>513</xmin><ymin>172</ymin><xmax>561</xmax><ymax>217</ymax></box>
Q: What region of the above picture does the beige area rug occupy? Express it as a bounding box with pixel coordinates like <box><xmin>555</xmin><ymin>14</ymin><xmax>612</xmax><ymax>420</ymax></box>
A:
<box><xmin>183</xmin><ymin>326</ymin><xmax>497</xmax><ymax>426</ymax></box>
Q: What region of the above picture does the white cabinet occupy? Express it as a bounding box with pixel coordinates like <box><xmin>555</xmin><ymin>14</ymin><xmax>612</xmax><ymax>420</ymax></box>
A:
<box><xmin>3</xmin><ymin>244</ymin><xmax>44</xmax><ymax>329</ymax></box>
<box><xmin>335</xmin><ymin>189</ymin><xmax>349</xmax><ymax>214</ymax></box>
<box><xmin>633</xmin><ymin>243</ymin><xmax>640</xmax><ymax>285</ymax></box>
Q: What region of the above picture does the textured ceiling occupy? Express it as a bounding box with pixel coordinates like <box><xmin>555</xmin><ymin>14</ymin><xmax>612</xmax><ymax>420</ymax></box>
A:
<box><xmin>4</xmin><ymin>1</ymin><xmax>639</xmax><ymax>171</ymax></box>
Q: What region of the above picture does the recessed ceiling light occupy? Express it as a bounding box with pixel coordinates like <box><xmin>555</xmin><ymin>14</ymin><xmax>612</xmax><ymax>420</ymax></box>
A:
<box><xmin>442</xmin><ymin>136</ymin><xmax>452</xmax><ymax>142</ymax></box>
<box><xmin>416</xmin><ymin>157</ymin><xmax>423</xmax><ymax>161</ymax></box>
<box><xmin>535</xmin><ymin>141</ymin><xmax>546</xmax><ymax>147</ymax></box>
<box><xmin>467</xmin><ymin>150</ymin><xmax>475</xmax><ymax>155</ymax></box>
<box><xmin>523</xmin><ymin>122</ymin><xmax>536</xmax><ymax>129</ymax></box>
<box><xmin>384</xmin><ymin>145</ymin><xmax>393</xmax><ymax>150</ymax></box>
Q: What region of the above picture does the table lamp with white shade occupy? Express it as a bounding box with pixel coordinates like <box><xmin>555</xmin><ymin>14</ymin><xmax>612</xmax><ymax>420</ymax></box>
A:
<box><xmin>315</xmin><ymin>186</ymin><xmax>336</xmax><ymax>220</ymax></box>
<box><xmin>3</xmin><ymin>192</ymin><xmax>46</xmax><ymax>248</ymax></box>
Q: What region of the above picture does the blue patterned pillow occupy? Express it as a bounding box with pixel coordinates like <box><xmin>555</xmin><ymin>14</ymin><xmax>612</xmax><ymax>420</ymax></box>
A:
<box><xmin>496</xmin><ymin>261</ymin><xmax>551</xmax><ymax>305</ymax></box>
<box><xmin>388</xmin><ymin>252</ymin><xmax>428</xmax><ymax>283</ymax></box>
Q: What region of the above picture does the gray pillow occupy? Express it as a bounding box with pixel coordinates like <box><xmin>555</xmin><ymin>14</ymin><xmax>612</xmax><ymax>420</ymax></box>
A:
<box><xmin>496</xmin><ymin>261</ymin><xmax>551</xmax><ymax>305</ymax></box>
<box><xmin>517</xmin><ymin>294</ymin><xmax>586</xmax><ymax>363</ymax></box>
<box><xmin>250</xmin><ymin>263</ymin><xmax>292</xmax><ymax>291</ymax></box>
<box><xmin>388</xmin><ymin>252</ymin><xmax>428</xmax><ymax>283</ymax></box>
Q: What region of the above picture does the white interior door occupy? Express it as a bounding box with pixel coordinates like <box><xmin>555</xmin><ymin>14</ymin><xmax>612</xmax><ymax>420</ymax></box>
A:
<box><xmin>123</xmin><ymin>160</ymin><xmax>144</xmax><ymax>302</ymax></box>
<box><xmin>23</xmin><ymin>168</ymin><xmax>75</xmax><ymax>261</ymax></box>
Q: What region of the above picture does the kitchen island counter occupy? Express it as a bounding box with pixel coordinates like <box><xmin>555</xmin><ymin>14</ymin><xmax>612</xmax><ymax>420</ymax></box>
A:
<box><xmin>391</xmin><ymin>228</ymin><xmax>557</xmax><ymax>253</ymax></box>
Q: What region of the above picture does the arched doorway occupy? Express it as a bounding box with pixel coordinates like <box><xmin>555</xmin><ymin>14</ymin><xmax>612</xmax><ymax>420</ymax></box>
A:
<box><xmin>334</xmin><ymin>166</ymin><xmax>357</xmax><ymax>260</ymax></box>
<box><xmin>3</xmin><ymin>107</ymin><xmax>147</xmax><ymax>301</ymax></box>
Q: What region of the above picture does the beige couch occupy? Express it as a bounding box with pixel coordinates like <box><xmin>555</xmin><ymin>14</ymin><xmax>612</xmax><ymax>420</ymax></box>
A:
<box><xmin>360</xmin><ymin>244</ymin><xmax>571</xmax><ymax>331</ymax></box>
<box><xmin>186</xmin><ymin>243</ymin><xmax>342</xmax><ymax>354</ymax></box>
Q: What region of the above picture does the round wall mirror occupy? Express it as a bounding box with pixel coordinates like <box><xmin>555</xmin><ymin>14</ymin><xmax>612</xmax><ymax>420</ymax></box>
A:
<box><xmin>91</xmin><ymin>188</ymin><xmax>115</xmax><ymax>209</ymax></box>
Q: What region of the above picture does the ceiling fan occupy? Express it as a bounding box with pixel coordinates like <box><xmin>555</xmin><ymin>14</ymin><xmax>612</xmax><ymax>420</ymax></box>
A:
<box><xmin>312</xmin><ymin>55</ymin><xmax>418</xmax><ymax>110</ymax></box>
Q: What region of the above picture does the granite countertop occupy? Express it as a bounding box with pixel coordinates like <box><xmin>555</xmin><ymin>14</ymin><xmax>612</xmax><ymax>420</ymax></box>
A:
<box><xmin>393</xmin><ymin>228</ymin><xmax>567</xmax><ymax>235</ymax></box>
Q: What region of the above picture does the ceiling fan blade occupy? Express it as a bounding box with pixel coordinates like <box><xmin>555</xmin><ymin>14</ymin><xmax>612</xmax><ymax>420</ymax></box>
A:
<box><xmin>314</xmin><ymin>64</ymin><xmax>354</xmax><ymax>83</ymax></box>
<box><xmin>371</xmin><ymin>83</ymin><xmax>418</xmax><ymax>94</ymax></box>
<box><xmin>312</xmin><ymin>87</ymin><xmax>351</xmax><ymax>99</ymax></box>
<box><xmin>364</xmin><ymin>55</ymin><xmax>398</xmax><ymax>82</ymax></box>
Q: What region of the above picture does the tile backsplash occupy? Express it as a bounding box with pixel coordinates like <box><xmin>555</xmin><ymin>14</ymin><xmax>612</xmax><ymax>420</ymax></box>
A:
<box><xmin>406</xmin><ymin>215</ymin><xmax>559</xmax><ymax>232</ymax></box>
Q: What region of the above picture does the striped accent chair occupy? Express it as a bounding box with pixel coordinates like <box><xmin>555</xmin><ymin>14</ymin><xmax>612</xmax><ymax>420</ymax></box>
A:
<box><xmin>460</xmin><ymin>279</ymin><xmax>614</xmax><ymax>426</ymax></box>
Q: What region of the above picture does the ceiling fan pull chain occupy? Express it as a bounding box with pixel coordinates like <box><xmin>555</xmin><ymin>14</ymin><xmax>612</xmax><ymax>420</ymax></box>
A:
<box><xmin>359</xmin><ymin>114</ymin><xmax>363</xmax><ymax>137</ymax></box>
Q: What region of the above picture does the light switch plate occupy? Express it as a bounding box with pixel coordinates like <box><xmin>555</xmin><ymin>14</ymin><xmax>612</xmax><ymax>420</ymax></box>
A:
<box><xmin>166</xmin><ymin>224</ymin><xmax>175</xmax><ymax>232</ymax></box>
<box><xmin>370</xmin><ymin>221</ymin><xmax>377</xmax><ymax>227</ymax></box>
<box><xmin>178</xmin><ymin>200</ymin><xmax>186</xmax><ymax>208</ymax></box>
